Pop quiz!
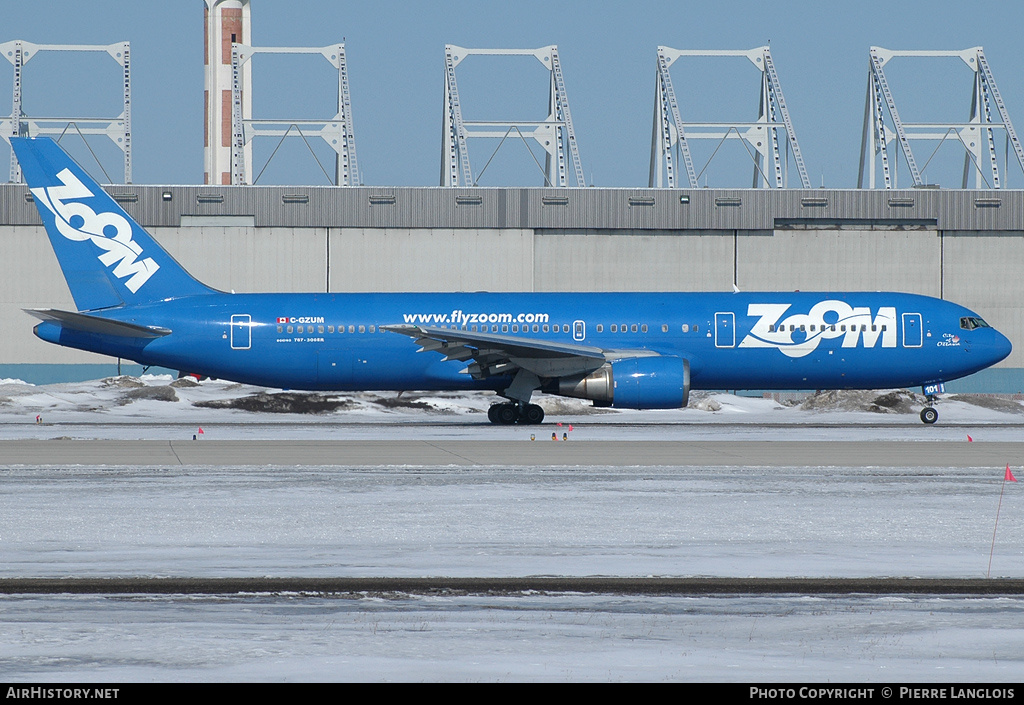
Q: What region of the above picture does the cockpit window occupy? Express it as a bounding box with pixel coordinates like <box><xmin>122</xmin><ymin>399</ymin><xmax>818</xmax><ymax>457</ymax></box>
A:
<box><xmin>960</xmin><ymin>316</ymin><xmax>990</xmax><ymax>330</ymax></box>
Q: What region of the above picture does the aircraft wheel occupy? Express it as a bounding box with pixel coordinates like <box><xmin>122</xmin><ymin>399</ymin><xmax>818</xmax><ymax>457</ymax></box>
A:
<box><xmin>520</xmin><ymin>404</ymin><xmax>545</xmax><ymax>425</ymax></box>
<box><xmin>920</xmin><ymin>407</ymin><xmax>938</xmax><ymax>425</ymax></box>
<box><xmin>487</xmin><ymin>405</ymin><xmax>500</xmax><ymax>423</ymax></box>
<box><xmin>495</xmin><ymin>403</ymin><xmax>519</xmax><ymax>425</ymax></box>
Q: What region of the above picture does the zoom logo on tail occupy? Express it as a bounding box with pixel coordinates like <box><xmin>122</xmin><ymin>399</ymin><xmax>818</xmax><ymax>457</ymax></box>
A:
<box><xmin>31</xmin><ymin>168</ymin><xmax>159</xmax><ymax>293</ymax></box>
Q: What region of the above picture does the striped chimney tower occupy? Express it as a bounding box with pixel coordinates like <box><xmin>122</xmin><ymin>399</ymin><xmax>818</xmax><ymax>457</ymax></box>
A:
<box><xmin>204</xmin><ymin>0</ymin><xmax>251</xmax><ymax>184</ymax></box>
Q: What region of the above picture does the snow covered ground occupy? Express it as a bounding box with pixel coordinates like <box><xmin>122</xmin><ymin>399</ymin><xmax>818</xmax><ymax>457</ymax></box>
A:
<box><xmin>2</xmin><ymin>374</ymin><xmax>1023</xmax><ymax>441</ymax></box>
<box><xmin>1</xmin><ymin>376</ymin><xmax>1022</xmax><ymax>682</ymax></box>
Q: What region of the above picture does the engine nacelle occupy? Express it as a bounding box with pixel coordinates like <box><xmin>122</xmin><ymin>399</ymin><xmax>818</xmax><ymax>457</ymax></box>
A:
<box><xmin>556</xmin><ymin>356</ymin><xmax>690</xmax><ymax>409</ymax></box>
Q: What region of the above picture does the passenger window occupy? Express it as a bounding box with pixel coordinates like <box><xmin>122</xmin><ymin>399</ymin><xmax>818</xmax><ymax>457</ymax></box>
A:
<box><xmin>502</xmin><ymin>325</ymin><xmax>508</xmax><ymax>332</ymax></box>
<box><xmin>682</xmin><ymin>324</ymin><xmax>689</xmax><ymax>333</ymax></box>
<box><xmin>532</xmin><ymin>324</ymin><xmax>539</xmax><ymax>332</ymax></box>
<box><xmin>596</xmin><ymin>324</ymin><xmax>603</xmax><ymax>332</ymax></box>
<box><xmin>513</xmin><ymin>325</ymin><xmax>519</xmax><ymax>332</ymax></box>
<box><xmin>359</xmin><ymin>325</ymin><xmax>365</xmax><ymax>333</ymax></box>
<box><xmin>297</xmin><ymin>326</ymin><xmax>304</xmax><ymax>334</ymax></box>
<box><xmin>542</xmin><ymin>325</ymin><xmax>549</xmax><ymax>332</ymax></box>
<box><xmin>287</xmin><ymin>325</ymin><xmax>293</xmax><ymax>333</ymax></box>
<box><xmin>318</xmin><ymin>325</ymin><xmax>325</xmax><ymax>334</ymax></box>
<box><xmin>277</xmin><ymin>325</ymin><xmax>283</xmax><ymax>333</ymax></box>
<box><xmin>611</xmin><ymin>324</ymin><xmax>618</xmax><ymax>332</ymax></box>
<box><xmin>768</xmin><ymin>324</ymin><xmax>775</xmax><ymax>332</ymax></box>
<box><xmin>631</xmin><ymin>324</ymin><xmax>638</xmax><ymax>332</ymax></box>
<box><xmin>694</xmin><ymin>325</ymin><xmax>699</xmax><ymax>332</ymax></box>
<box><xmin>661</xmin><ymin>324</ymin><xmax>668</xmax><ymax>333</ymax></box>
<box><xmin>348</xmin><ymin>325</ymin><xmax>355</xmax><ymax>333</ymax></box>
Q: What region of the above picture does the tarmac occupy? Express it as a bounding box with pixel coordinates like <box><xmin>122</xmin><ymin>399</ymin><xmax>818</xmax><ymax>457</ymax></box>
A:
<box><xmin>2</xmin><ymin>438</ymin><xmax>1024</xmax><ymax>467</ymax></box>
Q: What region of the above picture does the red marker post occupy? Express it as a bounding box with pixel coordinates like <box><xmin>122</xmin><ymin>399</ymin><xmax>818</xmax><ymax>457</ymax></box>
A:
<box><xmin>987</xmin><ymin>465</ymin><xmax>1018</xmax><ymax>578</ymax></box>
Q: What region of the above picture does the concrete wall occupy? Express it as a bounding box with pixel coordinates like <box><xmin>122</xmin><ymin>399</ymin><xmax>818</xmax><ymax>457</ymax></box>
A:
<box><xmin>0</xmin><ymin>225</ymin><xmax>108</xmax><ymax>366</ymax></box>
<box><xmin>738</xmin><ymin>227</ymin><xmax>942</xmax><ymax>295</ymax></box>
<box><xmin>533</xmin><ymin>230</ymin><xmax>734</xmax><ymax>292</ymax></box>
<box><xmin>152</xmin><ymin>226</ymin><xmax>327</xmax><ymax>293</ymax></box>
<box><xmin>328</xmin><ymin>228</ymin><xmax>534</xmax><ymax>292</ymax></box>
<box><xmin>942</xmin><ymin>231</ymin><xmax>1024</xmax><ymax>372</ymax></box>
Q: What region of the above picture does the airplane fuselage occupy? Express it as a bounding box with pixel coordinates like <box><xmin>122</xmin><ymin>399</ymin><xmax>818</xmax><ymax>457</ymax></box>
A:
<box><xmin>34</xmin><ymin>290</ymin><xmax>1010</xmax><ymax>395</ymax></box>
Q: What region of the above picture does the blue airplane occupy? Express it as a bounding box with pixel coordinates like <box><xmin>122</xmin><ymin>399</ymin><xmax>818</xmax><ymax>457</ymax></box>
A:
<box><xmin>12</xmin><ymin>137</ymin><xmax>1012</xmax><ymax>425</ymax></box>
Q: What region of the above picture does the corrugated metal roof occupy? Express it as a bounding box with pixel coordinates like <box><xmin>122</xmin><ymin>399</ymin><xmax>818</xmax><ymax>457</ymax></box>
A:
<box><xmin>2</xmin><ymin>183</ymin><xmax>1022</xmax><ymax>231</ymax></box>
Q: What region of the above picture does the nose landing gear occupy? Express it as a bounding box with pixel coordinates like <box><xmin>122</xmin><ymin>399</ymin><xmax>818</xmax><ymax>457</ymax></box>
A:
<box><xmin>920</xmin><ymin>384</ymin><xmax>944</xmax><ymax>425</ymax></box>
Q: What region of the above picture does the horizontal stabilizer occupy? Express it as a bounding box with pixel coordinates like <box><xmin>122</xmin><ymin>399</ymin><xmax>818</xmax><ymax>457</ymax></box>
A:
<box><xmin>25</xmin><ymin>308</ymin><xmax>171</xmax><ymax>339</ymax></box>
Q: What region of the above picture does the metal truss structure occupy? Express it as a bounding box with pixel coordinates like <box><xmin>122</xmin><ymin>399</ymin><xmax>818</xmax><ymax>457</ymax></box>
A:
<box><xmin>1</xmin><ymin>40</ymin><xmax>131</xmax><ymax>183</ymax></box>
<box><xmin>859</xmin><ymin>46</ymin><xmax>1024</xmax><ymax>189</ymax></box>
<box><xmin>441</xmin><ymin>45</ymin><xmax>585</xmax><ymax>187</ymax></box>
<box><xmin>230</xmin><ymin>43</ymin><xmax>359</xmax><ymax>185</ymax></box>
<box><xmin>650</xmin><ymin>45</ymin><xmax>810</xmax><ymax>189</ymax></box>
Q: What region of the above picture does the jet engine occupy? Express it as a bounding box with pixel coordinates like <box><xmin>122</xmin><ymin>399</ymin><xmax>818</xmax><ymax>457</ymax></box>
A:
<box><xmin>555</xmin><ymin>356</ymin><xmax>690</xmax><ymax>409</ymax></box>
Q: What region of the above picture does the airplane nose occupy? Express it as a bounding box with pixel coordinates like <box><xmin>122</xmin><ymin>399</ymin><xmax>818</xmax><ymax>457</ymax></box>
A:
<box><xmin>993</xmin><ymin>329</ymin><xmax>1013</xmax><ymax>364</ymax></box>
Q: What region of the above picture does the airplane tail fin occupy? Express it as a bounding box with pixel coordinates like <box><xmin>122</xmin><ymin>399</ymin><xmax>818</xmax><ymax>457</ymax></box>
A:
<box><xmin>12</xmin><ymin>137</ymin><xmax>216</xmax><ymax>312</ymax></box>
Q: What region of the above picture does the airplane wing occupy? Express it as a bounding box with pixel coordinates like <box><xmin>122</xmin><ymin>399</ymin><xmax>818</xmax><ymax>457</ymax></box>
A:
<box><xmin>25</xmin><ymin>308</ymin><xmax>172</xmax><ymax>339</ymax></box>
<box><xmin>382</xmin><ymin>323</ymin><xmax>659</xmax><ymax>382</ymax></box>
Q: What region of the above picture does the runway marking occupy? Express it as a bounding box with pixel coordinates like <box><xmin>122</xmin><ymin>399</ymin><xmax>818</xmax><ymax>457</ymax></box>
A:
<box><xmin>166</xmin><ymin>440</ymin><xmax>183</xmax><ymax>465</ymax></box>
<box><xmin>422</xmin><ymin>439</ymin><xmax>481</xmax><ymax>466</ymax></box>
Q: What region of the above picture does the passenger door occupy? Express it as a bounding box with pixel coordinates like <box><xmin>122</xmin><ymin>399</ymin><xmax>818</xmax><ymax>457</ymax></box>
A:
<box><xmin>902</xmin><ymin>313</ymin><xmax>922</xmax><ymax>348</ymax></box>
<box><xmin>230</xmin><ymin>314</ymin><xmax>251</xmax><ymax>350</ymax></box>
<box><xmin>715</xmin><ymin>312</ymin><xmax>735</xmax><ymax>348</ymax></box>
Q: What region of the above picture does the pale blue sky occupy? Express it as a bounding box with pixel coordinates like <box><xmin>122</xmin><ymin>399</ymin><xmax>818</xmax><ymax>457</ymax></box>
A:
<box><xmin>5</xmin><ymin>0</ymin><xmax>1024</xmax><ymax>188</ymax></box>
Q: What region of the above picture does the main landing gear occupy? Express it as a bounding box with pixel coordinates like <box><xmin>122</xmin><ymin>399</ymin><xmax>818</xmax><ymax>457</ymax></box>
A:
<box><xmin>487</xmin><ymin>402</ymin><xmax>545</xmax><ymax>425</ymax></box>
